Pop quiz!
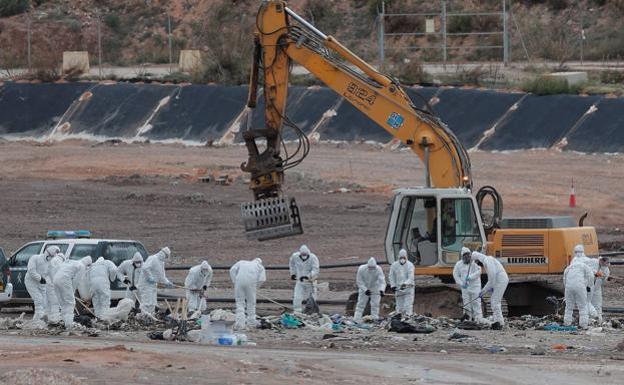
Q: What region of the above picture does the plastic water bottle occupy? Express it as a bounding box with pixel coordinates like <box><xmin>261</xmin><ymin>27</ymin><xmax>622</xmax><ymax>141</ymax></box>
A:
<box><xmin>217</xmin><ymin>334</ymin><xmax>237</xmax><ymax>346</ymax></box>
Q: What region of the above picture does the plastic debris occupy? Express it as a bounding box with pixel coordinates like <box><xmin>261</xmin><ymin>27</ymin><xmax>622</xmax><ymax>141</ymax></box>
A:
<box><xmin>486</xmin><ymin>346</ymin><xmax>507</xmax><ymax>353</ymax></box>
<box><xmin>543</xmin><ymin>323</ymin><xmax>578</xmax><ymax>332</ymax></box>
<box><xmin>280</xmin><ymin>313</ymin><xmax>303</xmax><ymax>329</ymax></box>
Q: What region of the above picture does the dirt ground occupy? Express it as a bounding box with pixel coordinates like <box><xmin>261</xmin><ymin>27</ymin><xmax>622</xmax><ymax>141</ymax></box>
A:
<box><xmin>0</xmin><ymin>333</ymin><xmax>623</xmax><ymax>385</ymax></box>
<box><xmin>0</xmin><ymin>140</ymin><xmax>623</xmax><ymax>384</ymax></box>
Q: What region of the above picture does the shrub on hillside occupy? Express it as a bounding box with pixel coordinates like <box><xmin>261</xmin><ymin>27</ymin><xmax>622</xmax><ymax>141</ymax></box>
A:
<box><xmin>521</xmin><ymin>76</ymin><xmax>580</xmax><ymax>95</ymax></box>
<box><xmin>0</xmin><ymin>0</ymin><xmax>28</xmax><ymax>17</ymax></box>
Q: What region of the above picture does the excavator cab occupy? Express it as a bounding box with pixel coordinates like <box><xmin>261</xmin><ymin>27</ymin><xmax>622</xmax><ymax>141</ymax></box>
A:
<box><xmin>385</xmin><ymin>188</ymin><xmax>487</xmax><ymax>268</ymax></box>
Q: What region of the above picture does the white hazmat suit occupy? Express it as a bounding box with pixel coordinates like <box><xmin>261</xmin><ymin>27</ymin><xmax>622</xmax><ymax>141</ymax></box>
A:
<box><xmin>453</xmin><ymin>247</ymin><xmax>483</xmax><ymax>322</ymax></box>
<box><xmin>573</xmin><ymin>244</ymin><xmax>598</xmax><ymax>317</ymax></box>
<box><xmin>25</xmin><ymin>246</ymin><xmax>59</xmax><ymax>324</ymax></box>
<box><xmin>229</xmin><ymin>258</ymin><xmax>266</xmax><ymax>329</ymax></box>
<box><xmin>472</xmin><ymin>251</ymin><xmax>509</xmax><ymax>327</ymax></box>
<box><xmin>53</xmin><ymin>256</ymin><xmax>92</xmax><ymax>330</ymax></box>
<box><xmin>46</xmin><ymin>251</ymin><xmax>66</xmax><ymax>324</ymax></box>
<box><xmin>388</xmin><ymin>249</ymin><xmax>415</xmax><ymax>316</ymax></box>
<box><xmin>88</xmin><ymin>257</ymin><xmax>118</xmax><ymax>319</ymax></box>
<box><xmin>116</xmin><ymin>252</ymin><xmax>144</xmax><ymax>301</ymax></box>
<box><xmin>590</xmin><ymin>258</ymin><xmax>610</xmax><ymax>323</ymax></box>
<box><xmin>289</xmin><ymin>245</ymin><xmax>320</xmax><ymax>313</ymax></box>
<box><xmin>185</xmin><ymin>261</ymin><xmax>213</xmax><ymax>313</ymax></box>
<box><xmin>138</xmin><ymin>247</ymin><xmax>173</xmax><ymax>314</ymax></box>
<box><xmin>354</xmin><ymin>258</ymin><xmax>386</xmax><ymax>322</ymax></box>
<box><xmin>563</xmin><ymin>256</ymin><xmax>594</xmax><ymax>329</ymax></box>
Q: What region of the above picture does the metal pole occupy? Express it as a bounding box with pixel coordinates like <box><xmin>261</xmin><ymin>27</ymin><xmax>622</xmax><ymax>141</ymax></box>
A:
<box><xmin>503</xmin><ymin>0</ymin><xmax>509</xmax><ymax>66</ymax></box>
<box><xmin>27</xmin><ymin>11</ymin><xmax>32</xmax><ymax>72</ymax></box>
<box><xmin>167</xmin><ymin>14</ymin><xmax>173</xmax><ymax>73</ymax></box>
<box><xmin>378</xmin><ymin>1</ymin><xmax>385</xmax><ymax>70</ymax></box>
<box><xmin>441</xmin><ymin>1</ymin><xmax>447</xmax><ymax>65</ymax></box>
<box><xmin>97</xmin><ymin>11</ymin><xmax>102</xmax><ymax>79</ymax></box>
<box><xmin>579</xmin><ymin>4</ymin><xmax>584</xmax><ymax>64</ymax></box>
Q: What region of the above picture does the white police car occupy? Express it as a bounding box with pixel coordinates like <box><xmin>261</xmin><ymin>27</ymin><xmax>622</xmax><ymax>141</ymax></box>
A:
<box><xmin>1</xmin><ymin>230</ymin><xmax>149</xmax><ymax>309</ymax></box>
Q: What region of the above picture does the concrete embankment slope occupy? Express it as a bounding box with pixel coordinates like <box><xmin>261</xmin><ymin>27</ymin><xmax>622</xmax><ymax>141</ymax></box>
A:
<box><xmin>0</xmin><ymin>81</ymin><xmax>622</xmax><ymax>152</ymax></box>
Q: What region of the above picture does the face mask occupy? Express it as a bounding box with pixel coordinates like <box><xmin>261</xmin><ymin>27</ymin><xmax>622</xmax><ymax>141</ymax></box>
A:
<box><xmin>300</xmin><ymin>254</ymin><xmax>309</xmax><ymax>261</ymax></box>
<box><xmin>462</xmin><ymin>255</ymin><xmax>471</xmax><ymax>264</ymax></box>
<box><xmin>399</xmin><ymin>258</ymin><xmax>406</xmax><ymax>265</ymax></box>
<box><xmin>134</xmin><ymin>262</ymin><xmax>142</xmax><ymax>268</ymax></box>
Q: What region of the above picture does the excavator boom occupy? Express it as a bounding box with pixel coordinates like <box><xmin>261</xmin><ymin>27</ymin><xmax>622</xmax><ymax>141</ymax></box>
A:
<box><xmin>242</xmin><ymin>1</ymin><xmax>471</xmax><ymax>240</ymax></box>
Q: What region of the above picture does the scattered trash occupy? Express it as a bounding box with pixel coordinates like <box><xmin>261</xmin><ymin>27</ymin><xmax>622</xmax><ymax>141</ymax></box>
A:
<box><xmin>586</xmin><ymin>327</ymin><xmax>604</xmax><ymax>336</ymax></box>
<box><xmin>448</xmin><ymin>331</ymin><xmax>471</xmax><ymax>341</ymax></box>
<box><xmin>551</xmin><ymin>344</ymin><xmax>567</xmax><ymax>351</ymax></box>
<box><xmin>388</xmin><ymin>316</ymin><xmax>435</xmax><ymax>334</ymax></box>
<box><xmin>280</xmin><ymin>313</ymin><xmax>303</xmax><ymax>329</ymax></box>
<box><xmin>486</xmin><ymin>346</ymin><xmax>507</xmax><ymax>353</ymax></box>
<box><xmin>543</xmin><ymin>323</ymin><xmax>577</xmax><ymax>332</ymax></box>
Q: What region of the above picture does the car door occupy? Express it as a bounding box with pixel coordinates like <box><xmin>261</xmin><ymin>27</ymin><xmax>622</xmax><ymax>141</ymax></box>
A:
<box><xmin>0</xmin><ymin>248</ymin><xmax>6</xmax><ymax>292</ymax></box>
<box><xmin>99</xmin><ymin>242</ymin><xmax>148</xmax><ymax>298</ymax></box>
<box><xmin>9</xmin><ymin>242</ymin><xmax>44</xmax><ymax>298</ymax></box>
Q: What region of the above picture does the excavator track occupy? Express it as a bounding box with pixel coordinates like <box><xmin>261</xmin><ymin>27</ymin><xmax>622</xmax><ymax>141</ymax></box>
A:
<box><xmin>344</xmin><ymin>276</ymin><xmax>563</xmax><ymax>318</ymax></box>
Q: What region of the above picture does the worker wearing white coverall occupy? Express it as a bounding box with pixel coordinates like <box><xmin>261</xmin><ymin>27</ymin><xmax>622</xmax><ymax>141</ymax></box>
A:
<box><xmin>230</xmin><ymin>258</ymin><xmax>266</xmax><ymax>330</ymax></box>
<box><xmin>185</xmin><ymin>260</ymin><xmax>213</xmax><ymax>313</ymax></box>
<box><xmin>138</xmin><ymin>247</ymin><xmax>174</xmax><ymax>314</ymax></box>
<box><xmin>116</xmin><ymin>252</ymin><xmax>144</xmax><ymax>301</ymax></box>
<box><xmin>388</xmin><ymin>249</ymin><xmax>415</xmax><ymax>316</ymax></box>
<box><xmin>53</xmin><ymin>256</ymin><xmax>92</xmax><ymax>330</ymax></box>
<box><xmin>453</xmin><ymin>247</ymin><xmax>483</xmax><ymax>322</ymax></box>
<box><xmin>354</xmin><ymin>258</ymin><xmax>386</xmax><ymax>322</ymax></box>
<box><xmin>573</xmin><ymin>244</ymin><xmax>599</xmax><ymax>318</ymax></box>
<box><xmin>563</xmin><ymin>256</ymin><xmax>594</xmax><ymax>329</ymax></box>
<box><xmin>25</xmin><ymin>246</ymin><xmax>59</xmax><ymax>324</ymax></box>
<box><xmin>471</xmin><ymin>251</ymin><xmax>509</xmax><ymax>328</ymax></box>
<box><xmin>88</xmin><ymin>257</ymin><xmax>118</xmax><ymax>319</ymax></box>
<box><xmin>289</xmin><ymin>245</ymin><xmax>320</xmax><ymax>313</ymax></box>
<box><xmin>589</xmin><ymin>257</ymin><xmax>610</xmax><ymax>323</ymax></box>
<box><xmin>46</xmin><ymin>252</ymin><xmax>67</xmax><ymax>324</ymax></box>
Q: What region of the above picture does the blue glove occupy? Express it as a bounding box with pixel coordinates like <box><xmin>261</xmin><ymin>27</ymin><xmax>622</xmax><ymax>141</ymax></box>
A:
<box><xmin>488</xmin><ymin>288</ymin><xmax>494</xmax><ymax>293</ymax></box>
<box><xmin>165</xmin><ymin>282</ymin><xmax>175</xmax><ymax>289</ymax></box>
<box><xmin>146</xmin><ymin>278</ymin><xmax>156</xmax><ymax>285</ymax></box>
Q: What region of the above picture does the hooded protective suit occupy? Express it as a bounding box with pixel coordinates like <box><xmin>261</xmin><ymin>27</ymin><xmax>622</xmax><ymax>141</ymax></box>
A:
<box><xmin>453</xmin><ymin>247</ymin><xmax>483</xmax><ymax>322</ymax></box>
<box><xmin>46</xmin><ymin>252</ymin><xmax>67</xmax><ymax>324</ymax></box>
<box><xmin>563</xmin><ymin>256</ymin><xmax>594</xmax><ymax>328</ymax></box>
<box><xmin>185</xmin><ymin>261</ymin><xmax>213</xmax><ymax>312</ymax></box>
<box><xmin>53</xmin><ymin>256</ymin><xmax>92</xmax><ymax>330</ymax></box>
<box><xmin>88</xmin><ymin>257</ymin><xmax>118</xmax><ymax>319</ymax></box>
<box><xmin>472</xmin><ymin>251</ymin><xmax>509</xmax><ymax>326</ymax></box>
<box><xmin>573</xmin><ymin>244</ymin><xmax>598</xmax><ymax>317</ymax></box>
<box><xmin>229</xmin><ymin>258</ymin><xmax>266</xmax><ymax>329</ymax></box>
<box><xmin>388</xmin><ymin>249</ymin><xmax>415</xmax><ymax>316</ymax></box>
<box><xmin>138</xmin><ymin>247</ymin><xmax>173</xmax><ymax>314</ymax></box>
<box><xmin>25</xmin><ymin>246</ymin><xmax>59</xmax><ymax>323</ymax></box>
<box><xmin>354</xmin><ymin>258</ymin><xmax>386</xmax><ymax>321</ymax></box>
<box><xmin>589</xmin><ymin>258</ymin><xmax>609</xmax><ymax>322</ymax></box>
<box><xmin>116</xmin><ymin>252</ymin><xmax>144</xmax><ymax>301</ymax></box>
<box><xmin>289</xmin><ymin>245</ymin><xmax>320</xmax><ymax>313</ymax></box>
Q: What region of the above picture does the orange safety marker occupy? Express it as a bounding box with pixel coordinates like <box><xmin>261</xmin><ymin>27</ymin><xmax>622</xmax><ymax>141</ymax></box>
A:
<box><xmin>569</xmin><ymin>179</ymin><xmax>576</xmax><ymax>208</ymax></box>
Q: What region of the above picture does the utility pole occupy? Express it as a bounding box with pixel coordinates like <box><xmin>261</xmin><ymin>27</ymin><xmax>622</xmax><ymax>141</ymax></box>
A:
<box><xmin>27</xmin><ymin>10</ymin><xmax>32</xmax><ymax>73</ymax></box>
<box><xmin>378</xmin><ymin>1</ymin><xmax>385</xmax><ymax>70</ymax></box>
<box><xmin>167</xmin><ymin>13</ymin><xmax>173</xmax><ymax>73</ymax></box>
<box><xmin>503</xmin><ymin>0</ymin><xmax>509</xmax><ymax>66</ymax></box>
<box><xmin>97</xmin><ymin>10</ymin><xmax>102</xmax><ymax>79</ymax></box>
<box><xmin>579</xmin><ymin>5</ymin><xmax>585</xmax><ymax>64</ymax></box>
<box><xmin>441</xmin><ymin>1</ymin><xmax>447</xmax><ymax>65</ymax></box>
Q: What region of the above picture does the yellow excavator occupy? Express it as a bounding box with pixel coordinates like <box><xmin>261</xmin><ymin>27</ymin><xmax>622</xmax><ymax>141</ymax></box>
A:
<box><xmin>240</xmin><ymin>1</ymin><xmax>599</xmax><ymax>315</ymax></box>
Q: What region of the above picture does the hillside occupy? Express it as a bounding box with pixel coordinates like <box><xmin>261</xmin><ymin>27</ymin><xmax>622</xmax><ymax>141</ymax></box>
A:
<box><xmin>0</xmin><ymin>0</ymin><xmax>623</xmax><ymax>85</ymax></box>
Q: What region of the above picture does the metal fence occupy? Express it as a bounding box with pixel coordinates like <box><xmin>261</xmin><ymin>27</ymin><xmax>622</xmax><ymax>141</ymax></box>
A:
<box><xmin>377</xmin><ymin>0</ymin><xmax>510</xmax><ymax>68</ymax></box>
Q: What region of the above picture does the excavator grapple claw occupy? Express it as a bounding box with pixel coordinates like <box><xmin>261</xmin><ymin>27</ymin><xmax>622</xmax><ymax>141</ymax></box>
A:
<box><xmin>241</xmin><ymin>196</ymin><xmax>303</xmax><ymax>241</ymax></box>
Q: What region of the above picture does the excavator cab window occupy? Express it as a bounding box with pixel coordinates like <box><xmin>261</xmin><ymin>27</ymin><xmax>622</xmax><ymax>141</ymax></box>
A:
<box><xmin>440</xmin><ymin>198</ymin><xmax>482</xmax><ymax>263</ymax></box>
<box><xmin>392</xmin><ymin>196</ymin><xmax>438</xmax><ymax>266</ymax></box>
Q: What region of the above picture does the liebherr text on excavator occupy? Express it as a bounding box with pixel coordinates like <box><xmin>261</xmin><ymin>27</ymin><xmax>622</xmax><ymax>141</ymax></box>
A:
<box><xmin>240</xmin><ymin>0</ymin><xmax>599</xmax><ymax>315</ymax></box>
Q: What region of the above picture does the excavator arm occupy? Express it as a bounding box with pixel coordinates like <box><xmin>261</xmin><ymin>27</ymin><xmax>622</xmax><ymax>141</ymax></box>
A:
<box><xmin>241</xmin><ymin>1</ymin><xmax>472</xmax><ymax>241</ymax></box>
